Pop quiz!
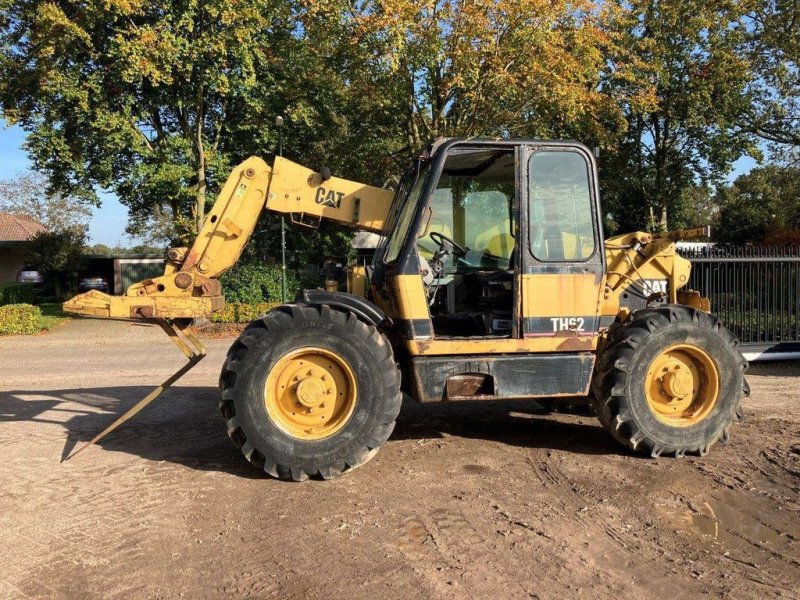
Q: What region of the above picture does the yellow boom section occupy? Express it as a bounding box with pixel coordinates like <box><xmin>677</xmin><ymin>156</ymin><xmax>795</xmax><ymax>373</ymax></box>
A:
<box><xmin>266</xmin><ymin>157</ymin><xmax>393</xmax><ymax>232</ymax></box>
<box><xmin>64</xmin><ymin>157</ymin><xmax>394</xmax><ymax>320</ymax></box>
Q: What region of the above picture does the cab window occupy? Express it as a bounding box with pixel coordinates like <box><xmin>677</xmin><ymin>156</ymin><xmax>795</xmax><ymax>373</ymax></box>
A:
<box><xmin>384</xmin><ymin>164</ymin><xmax>428</xmax><ymax>263</ymax></box>
<box><xmin>528</xmin><ymin>151</ymin><xmax>595</xmax><ymax>262</ymax></box>
<box><xmin>418</xmin><ymin>149</ymin><xmax>515</xmax><ymax>270</ymax></box>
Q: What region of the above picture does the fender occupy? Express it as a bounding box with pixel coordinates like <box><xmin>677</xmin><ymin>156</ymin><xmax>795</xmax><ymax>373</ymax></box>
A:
<box><xmin>302</xmin><ymin>289</ymin><xmax>386</xmax><ymax>327</ymax></box>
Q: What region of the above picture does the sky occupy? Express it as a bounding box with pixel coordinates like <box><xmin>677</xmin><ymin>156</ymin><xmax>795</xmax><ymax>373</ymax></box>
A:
<box><xmin>0</xmin><ymin>124</ymin><xmax>761</xmax><ymax>247</ymax></box>
<box><xmin>0</xmin><ymin>124</ymin><xmax>134</xmax><ymax>246</ymax></box>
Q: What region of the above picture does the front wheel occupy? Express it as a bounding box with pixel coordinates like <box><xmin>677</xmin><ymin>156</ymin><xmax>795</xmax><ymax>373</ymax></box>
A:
<box><xmin>219</xmin><ymin>304</ymin><xmax>402</xmax><ymax>480</ymax></box>
<box><xmin>593</xmin><ymin>305</ymin><xmax>748</xmax><ymax>457</ymax></box>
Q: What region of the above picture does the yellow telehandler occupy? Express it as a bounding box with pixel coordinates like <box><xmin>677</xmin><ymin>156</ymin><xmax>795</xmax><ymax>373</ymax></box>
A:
<box><xmin>65</xmin><ymin>138</ymin><xmax>748</xmax><ymax>480</ymax></box>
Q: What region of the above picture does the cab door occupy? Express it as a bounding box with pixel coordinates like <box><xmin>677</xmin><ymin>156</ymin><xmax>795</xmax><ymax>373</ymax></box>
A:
<box><xmin>520</xmin><ymin>144</ymin><xmax>605</xmax><ymax>348</ymax></box>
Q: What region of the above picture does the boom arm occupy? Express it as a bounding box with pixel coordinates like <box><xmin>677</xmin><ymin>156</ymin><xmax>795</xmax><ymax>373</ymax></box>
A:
<box><xmin>64</xmin><ymin>157</ymin><xmax>394</xmax><ymax>319</ymax></box>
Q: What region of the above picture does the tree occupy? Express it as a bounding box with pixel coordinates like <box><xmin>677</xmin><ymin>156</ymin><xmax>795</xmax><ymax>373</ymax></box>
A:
<box><xmin>600</xmin><ymin>0</ymin><xmax>759</xmax><ymax>233</ymax></box>
<box><xmin>0</xmin><ymin>171</ymin><xmax>91</xmax><ymax>232</ymax></box>
<box><xmin>0</xmin><ymin>0</ymin><xmax>302</xmax><ymax>240</ymax></box>
<box><xmin>83</xmin><ymin>243</ymin><xmax>165</xmax><ymax>256</ymax></box>
<box><xmin>335</xmin><ymin>0</ymin><xmax>649</xmax><ymax>153</ymax></box>
<box><xmin>24</xmin><ymin>228</ymin><xmax>87</xmax><ymax>297</ymax></box>
<box><xmin>715</xmin><ymin>165</ymin><xmax>800</xmax><ymax>244</ymax></box>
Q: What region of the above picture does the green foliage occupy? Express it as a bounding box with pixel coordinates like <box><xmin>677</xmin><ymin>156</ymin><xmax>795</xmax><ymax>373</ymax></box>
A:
<box><xmin>243</xmin><ymin>213</ymin><xmax>355</xmax><ymax>276</ymax></box>
<box><xmin>715</xmin><ymin>165</ymin><xmax>800</xmax><ymax>244</ymax></box>
<box><xmin>83</xmin><ymin>243</ymin><xmax>165</xmax><ymax>256</ymax></box>
<box><xmin>0</xmin><ymin>282</ymin><xmax>35</xmax><ymax>306</ymax></box>
<box><xmin>0</xmin><ymin>0</ymin><xmax>407</xmax><ymax>243</ymax></box>
<box><xmin>37</xmin><ymin>303</ymin><xmax>69</xmax><ymax>331</ymax></box>
<box><xmin>0</xmin><ymin>0</ymin><xmax>649</xmax><ymax>250</ymax></box>
<box><xmin>0</xmin><ymin>304</ymin><xmax>41</xmax><ymax>335</ymax></box>
<box><xmin>219</xmin><ymin>262</ymin><xmax>300</xmax><ymax>304</ymax></box>
<box><xmin>211</xmin><ymin>302</ymin><xmax>281</xmax><ymax>324</ymax></box>
<box><xmin>24</xmin><ymin>229</ymin><xmax>87</xmax><ymax>274</ymax></box>
<box><xmin>717</xmin><ymin>310</ymin><xmax>798</xmax><ymax>343</ymax></box>
<box><xmin>0</xmin><ymin>0</ymin><xmax>797</xmax><ymax>250</ymax></box>
<box><xmin>23</xmin><ymin>229</ymin><xmax>87</xmax><ymax>298</ymax></box>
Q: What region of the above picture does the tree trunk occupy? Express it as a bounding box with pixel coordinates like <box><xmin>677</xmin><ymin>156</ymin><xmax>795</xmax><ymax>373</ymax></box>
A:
<box><xmin>195</xmin><ymin>98</ymin><xmax>207</xmax><ymax>234</ymax></box>
<box><xmin>403</xmin><ymin>60</ymin><xmax>421</xmax><ymax>151</ymax></box>
<box><xmin>195</xmin><ymin>155</ymin><xmax>206</xmax><ymax>234</ymax></box>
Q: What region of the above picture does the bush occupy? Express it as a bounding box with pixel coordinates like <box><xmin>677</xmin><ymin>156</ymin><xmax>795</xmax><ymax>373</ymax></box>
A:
<box><xmin>0</xmin><ymin>303</ymin><xmax>41</xmax><ymax>335</ymax></box>
<box><xmin>0</xmin><ymin>282</ymin><xmax>35</xmax><ymax>306</ymax></box>
<box><xmin>211</xmin><ymin>302</ymin><xmax>281</xmax><ymax>324</ymax></box>
<box><xmin>219</xmin><ymin>262</ymin><xmax>301</xmax><ymax>304</ymax></box>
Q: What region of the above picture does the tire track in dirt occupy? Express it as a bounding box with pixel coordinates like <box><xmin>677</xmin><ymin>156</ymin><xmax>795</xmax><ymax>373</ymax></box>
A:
<box><xmin>526</xmin><ymin>447</ymin><xmax>713</xmax><ymax>598</ymax></box>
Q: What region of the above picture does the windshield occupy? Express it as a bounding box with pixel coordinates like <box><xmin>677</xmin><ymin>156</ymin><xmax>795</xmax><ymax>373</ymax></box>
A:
<box><xmin>383</xmin><ymin>162</ymin><xmax>429</xmax><ymax>264</ymax></box>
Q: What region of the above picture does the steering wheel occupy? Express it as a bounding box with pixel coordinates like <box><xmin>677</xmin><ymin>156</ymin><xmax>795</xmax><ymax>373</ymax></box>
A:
<box><xmin>429</xmin><ymin>231</ymin><xmax>468</xmax><ymax>258</ymax></box>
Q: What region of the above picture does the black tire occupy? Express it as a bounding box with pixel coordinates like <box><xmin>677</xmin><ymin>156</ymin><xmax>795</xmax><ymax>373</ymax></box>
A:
<box><xmin>592</xmin><ymin>305</ymin><xmax>748</xmax><ymax>458</ymax></box>
<box><xmin>219</xmin><ymin>303</ymin><xmax>402</xmax><ymax>481</ymax></box>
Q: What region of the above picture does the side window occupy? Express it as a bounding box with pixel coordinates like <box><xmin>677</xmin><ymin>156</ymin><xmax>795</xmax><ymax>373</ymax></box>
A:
<box><xmin>528</xmin><ymin>151</ymin><xmax>595</xmax><ymax>261</ymax></box>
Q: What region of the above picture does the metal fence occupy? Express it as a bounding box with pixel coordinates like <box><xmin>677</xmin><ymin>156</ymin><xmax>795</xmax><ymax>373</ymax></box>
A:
<box><xmin>678</xmin><ymin>245</ymin><xmax>800</xmax><ymax>356</ymax></box>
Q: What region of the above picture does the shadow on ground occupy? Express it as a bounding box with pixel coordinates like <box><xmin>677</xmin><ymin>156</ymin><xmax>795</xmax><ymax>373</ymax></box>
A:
<box><xmin>0</xmin><ymin>386</ymin><xmax>623</xmax><ymax>477</ymax></box>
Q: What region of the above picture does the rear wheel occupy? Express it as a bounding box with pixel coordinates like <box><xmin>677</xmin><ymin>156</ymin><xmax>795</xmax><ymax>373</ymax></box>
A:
<box><xmin>593</xmin><ymin>305</ymin><xmax>747</xmax><ymax>457</ymax></box>
<box><xmin>219</xmin><ymin>304</ymin><xmax>402</xmax><ymax>480</ymax></box>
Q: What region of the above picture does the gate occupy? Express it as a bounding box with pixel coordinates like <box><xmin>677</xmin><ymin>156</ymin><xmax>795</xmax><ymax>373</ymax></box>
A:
<box><xmin>678</xmin><ymin>245</ymin><xmax>800</xmax><ymax>360</ymax></box>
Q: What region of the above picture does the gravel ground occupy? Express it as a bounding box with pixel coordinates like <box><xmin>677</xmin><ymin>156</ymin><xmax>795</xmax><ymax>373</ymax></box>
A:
<box><xmin>1</xmin><ymin>317</ymin><xmax>798</xmax><ymax>599</ymax></box>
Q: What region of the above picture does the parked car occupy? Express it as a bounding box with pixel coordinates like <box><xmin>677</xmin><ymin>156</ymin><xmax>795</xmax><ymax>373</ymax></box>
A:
<box><xmin>16</xmin><ymin>266</ymin><xmax>45</xmax><ymax>284</ymax></box>
<box><xmin>79</xmin><ymin>275</ymin><xmax>110</xmax><ymax>293</ymax></box>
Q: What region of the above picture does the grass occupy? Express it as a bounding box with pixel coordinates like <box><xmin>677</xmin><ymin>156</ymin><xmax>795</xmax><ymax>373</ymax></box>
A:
<box><xmin>37</xmin><ymin>303</ymin><xmax>70</xmax><ymax>331</ymax></box>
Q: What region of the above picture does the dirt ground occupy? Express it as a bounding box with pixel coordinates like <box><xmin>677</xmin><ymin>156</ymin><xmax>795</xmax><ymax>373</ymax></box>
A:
<box><xmin>0</xmin><ymin>318</ymin><xmax>798</xmax><ymax>599</ymax></box>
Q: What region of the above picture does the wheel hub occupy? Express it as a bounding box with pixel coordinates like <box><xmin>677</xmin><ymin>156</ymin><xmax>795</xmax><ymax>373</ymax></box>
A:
<box><xmin>264</xmin><ymin>347</ymin><xmax>357</xmax><ymax>440</ymax></box>
<box><xmin>296</xmin><ymin>377</ymin><xmax>326</xmax><ymax>408</ymax></box>
<box><xmin>661</xmin><ymin>368</ymin><xmax>692</xmax><ymax>400</ymax></box>
<box><xmin>645</xmin><ymin>344</ymin><xmax>720</xmax><ymax>427</ymax></box>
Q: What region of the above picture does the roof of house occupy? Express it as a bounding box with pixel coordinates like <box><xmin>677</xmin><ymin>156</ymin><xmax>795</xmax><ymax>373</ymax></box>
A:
<box><xmin>0</xmin><ymin>212</ymin><xmax>47</xmax><ymax>242</ymax></box>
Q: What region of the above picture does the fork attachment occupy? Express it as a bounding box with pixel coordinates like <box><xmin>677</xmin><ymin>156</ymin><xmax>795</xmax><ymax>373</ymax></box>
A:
<box><xmin>64</xmin><ymin>319</ymin><xmax>206</xmax><ymax>460</ymax></box>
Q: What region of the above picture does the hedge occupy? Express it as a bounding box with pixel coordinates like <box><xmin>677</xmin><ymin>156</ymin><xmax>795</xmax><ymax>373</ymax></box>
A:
<box><xmin>211</xmin><ymin>302</ymin><xmax>281</xmax><ymax>324</ymax></box>
<box><xmin>0</xmin><ymin>282</ymin><xmax>35</xmax><ymax>306</ymax></box>
<box><xmin>0</xmin><ymin>304</ymin><xmax>42</xmax><ymax>335</ymax></box>
<box><xmin>219</xmin><ymin>263</ymin><xmax>300</xmax><ymax>304</ymax></box>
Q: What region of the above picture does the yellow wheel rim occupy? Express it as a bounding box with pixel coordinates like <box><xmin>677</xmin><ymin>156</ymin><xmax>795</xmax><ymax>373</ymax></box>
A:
<box><xmin>645</xmin><ymin>344</ymin><xmax>720</xmax><ymax>427</ymax></box>
<box><xmin>265</xmin><ymin>347</ymin><xmax>357</xmax><ymax>440</ymax></box>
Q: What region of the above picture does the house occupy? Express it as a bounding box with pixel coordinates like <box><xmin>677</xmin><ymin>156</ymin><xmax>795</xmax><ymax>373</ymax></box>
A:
<box><xmin>0</xmin><ymin>212</ymin><xmax>46</xmax><ymax>283</ymax></box>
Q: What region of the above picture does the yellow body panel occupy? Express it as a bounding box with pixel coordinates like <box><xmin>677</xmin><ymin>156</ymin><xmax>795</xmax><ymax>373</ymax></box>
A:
<box><xmin>389</xmin><ymin>274</ymin><xmax>601</xmax><ymax>356</ymax></box>
<box><xmin>521</xmin><ymin>272</ymin><xmax>603</xmax><ymax>321</ymax></box>
<box><xmin>390</xmin><ymin>274</ymin><xmax>430</xmax><ymax>321</ymax></box>
<box><xmin>346</xmin><ymin>265</ymin><xmax>368</xmax><ymax>297</ymax></box>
